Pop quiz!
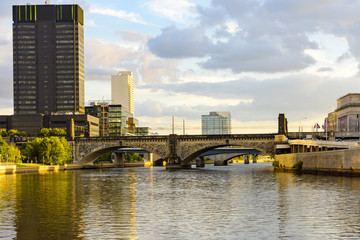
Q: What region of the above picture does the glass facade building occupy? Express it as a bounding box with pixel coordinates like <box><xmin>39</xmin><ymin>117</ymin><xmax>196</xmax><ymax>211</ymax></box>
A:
<box><xmin>86</xmin><ymin>102</ymin><xmax>135</xmax><ymax>136</ymax></box>
<box><xmin>202</xmin><ymin>112</ymin><xmax>231</xmax><ymax>135</ymax></box>
<box><xmin>13</xmin><ymin>4</ymin><xmax>85</xmax><ymax>115</ymax></box>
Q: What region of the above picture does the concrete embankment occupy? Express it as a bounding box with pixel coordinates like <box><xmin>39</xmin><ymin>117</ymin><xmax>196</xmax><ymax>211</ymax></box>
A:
<box><xmin>275</xmin><ymin>148</ymin><xmax>360</xmax><ymax>175</ymax></box>
<box><xmin>0</xmin><ymin>162</ymin><xmax>145</xmax><ymax>175</ymax></box>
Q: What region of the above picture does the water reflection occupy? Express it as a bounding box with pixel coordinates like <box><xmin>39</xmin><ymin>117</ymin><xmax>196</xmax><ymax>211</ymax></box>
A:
<box><xmin>0</xmin><ymin>174</ymin><xmax>17</xmax><ymax>239</ymax></box>
<box><xmin>1</xmin><ymin>164</ymin><xmax>360</xmax><ymax>239</ymax></box>
<box><xmin>14</xmin><ymin>172</ymin><xmax>85</xmax><ymax>240</ymax></box>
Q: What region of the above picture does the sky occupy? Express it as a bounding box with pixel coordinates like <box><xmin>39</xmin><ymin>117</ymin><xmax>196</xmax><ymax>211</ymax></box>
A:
<box><xmin>1</xmin><ymin>0</ymin><xmax>360</xmax><ymax>135</ymax></box>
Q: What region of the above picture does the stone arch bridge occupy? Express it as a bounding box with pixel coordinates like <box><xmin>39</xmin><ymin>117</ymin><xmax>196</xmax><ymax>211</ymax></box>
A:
<box><xmin>74</xmin><ymin>134</ymin><xmax>280</xmax><ymax>169</ymax></box>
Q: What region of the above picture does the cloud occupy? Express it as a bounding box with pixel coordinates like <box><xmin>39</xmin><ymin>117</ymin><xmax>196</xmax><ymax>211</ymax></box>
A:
<box><xmin>148</xmin><ymin>25</ymin><xmax>212</xmax><ymax>58</ymax></box>
<box><xmin>145</xmin><ymin>0</ymin><xmax>197</xmax><ymax>23</ymax></box>
<box><xmin>85</xmin><ymin>38</ymin><xmax>179</xmax><ymax>85</ymax></box>
<box><xmin>148</xmin><ymin>0</ymin><xmax>360</xmax><ymax>74</ymax></box>
<box><xmin>136</xmin><ymin>75</ymin><xmax>360</xmax><ymax>122</ymax></box>
<box><xmin>317</xmin><ymin>67</ymin><xmax>334</xmax><ymax>72</ymax></box>
<box><xmin>337</xmin><ymin>52</ymin><xmax>352</xmax><ymax>63</ymax></box>
<box><xmin>114</xmin><ymin>31</ymin><xmax>148</xmax><ymax>43</ymax></box>
<box><xmin>89</xmin><ymin>6</ymin><xmax>147</xmax><ymax>25</ymax></box>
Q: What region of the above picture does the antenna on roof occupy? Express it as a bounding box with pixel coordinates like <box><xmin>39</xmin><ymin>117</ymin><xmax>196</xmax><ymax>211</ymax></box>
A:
<box><xmin>45</xmin><ymin>0</ymin><xmax>50</xmax><ymax>4</ymax></box>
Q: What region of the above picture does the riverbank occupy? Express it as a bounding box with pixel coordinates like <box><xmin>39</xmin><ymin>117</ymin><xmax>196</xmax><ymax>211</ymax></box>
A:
<box><xmin>274</xmin><ymin>148</ymin><xmax>360</xmax><ymax>176</ymax></box>
<box><xmin>0</xmin><ymin>162</ymin><xmax>145</xmax><ymax>175</ymax></box>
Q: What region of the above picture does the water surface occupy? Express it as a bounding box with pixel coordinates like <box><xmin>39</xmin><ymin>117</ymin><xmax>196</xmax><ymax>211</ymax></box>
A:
<box><xmin>1</xmin><ymin>163</ymin><xmax>360</xmax><ymax>239</ymax></box>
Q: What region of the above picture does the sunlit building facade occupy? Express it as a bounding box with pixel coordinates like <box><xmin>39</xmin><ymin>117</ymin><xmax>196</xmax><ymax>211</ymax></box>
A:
<box><xmin>111</xmin><ymin>71</ymin><xmax>134</xmax><ymax>115</ymax></box>
<box><xmin>325</xmin><ymin>93</ymin><xmax>360</xmax><ymax>138</ymax></box>
<box><xmin>13</xmin><ymin>4</ymin><xmax>85</xmax><ymax>115</ymax></box>
<box><xmin>202</xmin><ymin>112</ymin><xmax>231</xmax><ymax>135</ymax></box>
<box><xmin>86</xmin><ymin>102</ymin><xmax>135</xmax><ymax>136</ymax></box>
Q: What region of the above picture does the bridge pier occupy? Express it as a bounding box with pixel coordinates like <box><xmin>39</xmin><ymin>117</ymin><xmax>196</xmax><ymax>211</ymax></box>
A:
<box><xmin>244</xmin><ymin>155</ymin><xmax>250</xmax><ymax>164</ymax></box>
<box><xmin>253</xmin><ymin>155</ymin><xmax>257</xmax><ymax>164</ymax></box>
<box><xmin>113</xmin><ymin>153</ymin><xmax>125</xmax><ymax>168</ymax></box>
<box><xmin>196</xmin><ymin>156</ymin><xmax>205</xmax><ymax>168</ymax></box>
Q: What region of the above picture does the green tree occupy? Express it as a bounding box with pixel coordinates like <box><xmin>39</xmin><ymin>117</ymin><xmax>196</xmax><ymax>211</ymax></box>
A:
<box><xmin>39</xmin><ymin>128</ymin><xmax>50</xmax><ymax>137</ymax></box>
<box><xmin>0</xmin><ymin>136</ymin><xmax>21</xmax><ymax>163</ymax></box>
<box><xmin>21</xmin><ymin>137</ymin><xmax>72</xmax><ymax>165</ymax></box>
<box><xmin>7</xmin><ymin>129</ymin><xmax>20</xmax><ymax>137</ymax></box>
<box><xmin>0</xmin><ymin>129</ymin><xmax>7</xmax><ymax>137</ymax></box>
<box><xmin>50</xmin><ymin>128</ymin><xmax>66</xmax><ymax>136</ymax></box>
<box><xmin>124</xmin><ymin>153</ymin><xmax>143</xmax><ymax>162</ymax></box>
<box><xmin>39</xmin><ymin>128</ymin><xmax>66</xmax><ymax>137</ymax></box>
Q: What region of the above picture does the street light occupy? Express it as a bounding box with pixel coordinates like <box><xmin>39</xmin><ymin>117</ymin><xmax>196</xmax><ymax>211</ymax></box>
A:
<box><xmin>299</xmin><ymin>117</ymin><xmax>307</xmax><ymax>139</ymax></box>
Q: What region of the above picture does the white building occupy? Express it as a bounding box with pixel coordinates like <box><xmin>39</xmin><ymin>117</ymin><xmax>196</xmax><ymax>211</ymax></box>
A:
<box><xmin>111</xmin><ymin>71</ymin><xmax>134</xmax><ymax>115</ymax></box>
<box><xmin>202</xmin><ymin>112</ymin><xmax>231</xmax><ymax>135</ymax></box>
<box><xmin>325</xmin><ymin>93</ymin><xmax>360</xmax><ymax>139</ymax></box>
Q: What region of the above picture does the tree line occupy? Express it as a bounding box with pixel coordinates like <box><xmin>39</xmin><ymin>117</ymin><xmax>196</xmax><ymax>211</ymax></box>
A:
<box><xmin>0</xmin><ymin>128</ymin><xmax>71</xmax><ymax>165</ymax></box>
<box><xmin>0</xmin><ymin>128</ymin><xmax>66</xmax><ymax>137</ymax></box>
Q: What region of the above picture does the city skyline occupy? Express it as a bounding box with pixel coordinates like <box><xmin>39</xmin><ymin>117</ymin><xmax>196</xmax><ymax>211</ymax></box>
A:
<box><xmin>1</xmin><ymin>0</ymin><xmax>360</xmax><ymax>134</ymax></box>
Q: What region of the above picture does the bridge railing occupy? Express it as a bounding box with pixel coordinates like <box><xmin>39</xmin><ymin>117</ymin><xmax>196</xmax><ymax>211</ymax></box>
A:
<box><xmin>75</xmin><ymin>133</ymin><xmax>277</xmax><ymax>142</ymax></box>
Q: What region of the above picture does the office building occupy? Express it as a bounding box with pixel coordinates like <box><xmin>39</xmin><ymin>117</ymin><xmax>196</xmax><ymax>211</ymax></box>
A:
<box><xmin>325</xmin><ymin>93</ymin><xmax>360</xmax><ymax>138</ymax></box>
<box><xmin>135</xmin><ymin>127</ymin><xmax>151</xmax><ymax>136</ymax></box>
<box><xmin>202</xmin><ymin>112</ymin><xmax>231</xmax><ymax>135</ymax></box>
<box><xmin>13</xmin><ymin>4</ymin><xmax>85</xmax><ymax>115</ymax></box>
<box><xmin>86</xmin><ymin>102</ymin><xmax>136</xmax><ymax>136</ymax></box>
<box><xmin>111</xmin><ymin>71</ymin><xmax>134</xmax><ymax>115</ymax></box>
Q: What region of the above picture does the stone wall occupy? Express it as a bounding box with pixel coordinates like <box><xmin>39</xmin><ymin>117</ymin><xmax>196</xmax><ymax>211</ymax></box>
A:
<box><xmin>275</xmin><ymin>148</ymin><xmax>360</xmax><ymax>174</ymax></box>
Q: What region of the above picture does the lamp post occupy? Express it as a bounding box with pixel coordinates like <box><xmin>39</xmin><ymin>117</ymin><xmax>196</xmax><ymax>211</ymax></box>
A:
<box><xmin>299</xmin><ymin>117</ymin><xmax>307</xmax><ymax>139</ymax></box>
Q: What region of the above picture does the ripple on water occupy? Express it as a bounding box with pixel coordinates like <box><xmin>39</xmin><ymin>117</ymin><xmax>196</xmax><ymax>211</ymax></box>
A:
<box><xmin>1</xmin><ymin>164</ymin><xmax>360</xmax><ymax>239</ymax></box>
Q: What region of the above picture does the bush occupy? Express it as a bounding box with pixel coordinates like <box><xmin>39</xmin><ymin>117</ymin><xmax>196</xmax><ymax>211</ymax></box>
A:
<box><xmin>273</xmin><ymin>160</ymin><xmax>279</xmax><ymax>168</ymax></box>
<box><xmin>292</xmin><ymin>161</ymin><xmax>303</xmax><ymax>170</ymax></box>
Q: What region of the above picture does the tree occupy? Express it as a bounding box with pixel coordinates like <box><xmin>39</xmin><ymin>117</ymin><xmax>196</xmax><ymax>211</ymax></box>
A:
<box><xmin>39</xmin><ymin>128</ymin><xmax>66</xmax><ymax>137</ymax></box>
<box><xmin>39</xmin><ymin>128</ymin><xmax>50</xmax><ymax>137</ymax></box>
<box><xmin>50</xmin><ymin>128</ymin><xmax>66</xmax><ymax>136</ymax></box>
<box><xmin>7</xmin><ymin>129</ymin><xmax>20</xmax><ymax>137</ymax></box>
<box><xmin>124</xmin><ymin>153</ymin><xmax>143</xmax><ymax>162</ymax></box>
<box><xmin>0</xmin><ymin>136</ymin><xmax>21</xmax><ymax>163</ymax></box>
<box><xmin>0</xmin><ymin>129</ymin><xmax>7</xmax><ymax>137</ymax></box>
<box><xmin>21</xmin><ymin>137</ymin><xmax>72</xmax><ymax>165</ymax></box>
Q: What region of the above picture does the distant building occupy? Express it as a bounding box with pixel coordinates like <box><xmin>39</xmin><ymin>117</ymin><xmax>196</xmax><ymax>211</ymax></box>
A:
<box><xmin>86</xmin><ymin>102</ymin><xmax>135</xmax><ymax>136</ymax></box>
<box><xmin>0</xmin><ymin>114</ymin><xmax>99</xmax><ymax>137</ymax></box>
<box><xmin>135</xmin><ymin>127</ymin><xmax>151</xmax><ymax>136</ymax></box>
<box><xmin>111</xmin><ymin>72</ymin><xmax>134</xmax><ymax>115</ymax></box>
<box><xmin>201</xmin><ymin>112</ymin><xmax>231</xmax><ymax>135</ymax></box>
<box><xmin>325</xmin><ymin>93</ymin><xmax>360</xmax><ymax>139</ymax></box>
<box><xmin>12</xmin><ymin>4</ymin><xmax>85</xmax><ymax>115</ymax></box>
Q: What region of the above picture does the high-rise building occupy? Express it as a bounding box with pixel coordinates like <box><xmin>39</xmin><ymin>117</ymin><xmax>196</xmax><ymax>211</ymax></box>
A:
<box><xmin>201</xmin><ymin>112</ymin><xmax>231</xmax><ymax>135</ymax></box>
<box><xmin>13</xmin><ymin>4</ymin><xmax>85</xmax><ymax>115</ymax></box>
<box><xmin>111</xmin><ymin>71</ymin><xmax>134</xmax><ymax>115</ymax></box>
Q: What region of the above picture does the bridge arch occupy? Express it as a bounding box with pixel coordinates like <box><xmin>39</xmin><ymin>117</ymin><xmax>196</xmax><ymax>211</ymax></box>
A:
<box><xmin>178</xmin><ymin>138</ymin><xmax>275</xmax><ymax>166</ymax></box>
<box><xmin>75</xmin><ymin>139</ymin><xmax>169</xmax><ymax>164</ymax></box>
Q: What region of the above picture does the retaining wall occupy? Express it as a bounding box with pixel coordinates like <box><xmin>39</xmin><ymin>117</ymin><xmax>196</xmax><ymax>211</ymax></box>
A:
<box><xmin>275</xmin><ymin>148</ymin><xmax>360</xmax><ymax>175</ymax></box>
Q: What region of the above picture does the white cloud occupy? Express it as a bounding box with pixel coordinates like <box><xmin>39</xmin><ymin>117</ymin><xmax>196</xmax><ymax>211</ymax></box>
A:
<box><xmin>145</xmin><ymin>0</ymin><xmax>197</xmax><ymax>23</ymax></box>
<box><xmin>89</xmin><ymin>6</ymin><xmax>148</xmax><ymax>25</ymax></box>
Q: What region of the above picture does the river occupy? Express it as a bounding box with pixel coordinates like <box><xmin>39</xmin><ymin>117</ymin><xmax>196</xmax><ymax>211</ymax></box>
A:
<box><xmin>1</xmin><ymin>163</ymin><xmax>360</xmax><ymax>239</ymax></box>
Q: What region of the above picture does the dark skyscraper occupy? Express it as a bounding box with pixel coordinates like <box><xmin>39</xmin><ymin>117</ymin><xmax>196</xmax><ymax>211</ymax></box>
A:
<box><xmin>12</xmin><ymin>4</ymin><xmax>85</xmax><ymax>115</ymax></box>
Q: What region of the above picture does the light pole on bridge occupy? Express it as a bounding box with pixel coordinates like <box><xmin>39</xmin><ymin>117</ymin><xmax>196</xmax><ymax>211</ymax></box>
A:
<box><xmin>299</xmin><ymin>117</ymin><xmax>307</xmax><ymax>139</ymax></box>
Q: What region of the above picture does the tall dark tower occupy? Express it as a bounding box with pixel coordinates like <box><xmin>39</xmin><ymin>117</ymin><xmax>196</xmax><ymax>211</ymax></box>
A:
<box><xmin>12</xmin><ymin>4</ymin><xmax>85</xmax><ymax>115</ymax></box>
